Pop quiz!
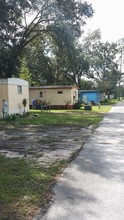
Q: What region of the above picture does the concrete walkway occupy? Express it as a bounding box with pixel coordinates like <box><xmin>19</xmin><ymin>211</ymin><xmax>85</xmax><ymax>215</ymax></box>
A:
<box><xmin>34</xmin><ymin>101</ymin><xmax>124</xmax><ymax>220</ymax></box>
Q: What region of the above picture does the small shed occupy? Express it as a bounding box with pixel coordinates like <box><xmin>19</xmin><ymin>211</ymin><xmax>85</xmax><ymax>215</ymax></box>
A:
<box><xmin>29</xmin><ymin>85</ymin><xmax>78</xmax><ymax>109</ymax></box>
<box><xmin>78</xmin><ymin>90</ymin><xmax>101</xmax><ymax>105</ymax></box>
<box><xmin>0</xmin><ymin>78</ymin><xmax>29</xmax><ymax>118</ymax></box>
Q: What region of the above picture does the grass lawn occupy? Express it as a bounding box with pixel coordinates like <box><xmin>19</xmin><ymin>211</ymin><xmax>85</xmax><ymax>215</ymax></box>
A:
<box><xmin>0</xmin><ymin>105</ymin><xmax>112</xmax><ymax>219</ymax></box>
<box><xmin>0</xmin><ymin>156</ymin><xmax>67</xmax><ymax>220</ymax></box>
<box><xmin>0</xmin><ymin>105</ymin><xmax>111</xmax><ymax>127</ymax></box>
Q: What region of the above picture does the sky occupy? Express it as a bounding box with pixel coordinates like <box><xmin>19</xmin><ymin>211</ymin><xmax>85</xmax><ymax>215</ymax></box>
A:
<box><xmin>84</xmin><ymin>0</ymin><xmax>124</xmax><ymax>42</ymax></box>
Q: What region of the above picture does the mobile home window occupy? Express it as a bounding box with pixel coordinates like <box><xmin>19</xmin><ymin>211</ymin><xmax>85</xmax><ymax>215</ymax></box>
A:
<box><xmin>17</xmin><ymin>85</ymin><xmax>22</xmax><ymax>94</ymax></box>
<box><xmin>57</xmin><ymin>91</ymin><xmax>63</xmax><ymax>94</ymax></box>
<box><xmin>40</xmin><ymin>92</ymin><xmax>43</xmax><ymax>97</ymax></box>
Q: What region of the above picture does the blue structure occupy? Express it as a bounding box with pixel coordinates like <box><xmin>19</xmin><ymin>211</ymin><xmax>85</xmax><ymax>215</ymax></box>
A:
<box><xmin>78</xmin><ymin>90</ymin><xmax>101</xmax><ymax>105</ymax></box>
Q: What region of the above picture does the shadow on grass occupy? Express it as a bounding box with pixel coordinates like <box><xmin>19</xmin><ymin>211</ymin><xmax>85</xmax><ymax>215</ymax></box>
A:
<box><xmin>0</xmin><ymin>156</ymin><xmax>67</xmax><ymax>220</ymax></box>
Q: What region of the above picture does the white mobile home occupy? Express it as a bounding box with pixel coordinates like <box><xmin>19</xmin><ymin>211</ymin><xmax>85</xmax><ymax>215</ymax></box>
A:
<box><xmin>0</xmin><ymin>78</ymin><xmax>29</xmax><ymax>118</ymax></box>
<box><xmin>29</xmin><ymin>85</ymin><xmax>78</xmax><ymax>109</ymax></box>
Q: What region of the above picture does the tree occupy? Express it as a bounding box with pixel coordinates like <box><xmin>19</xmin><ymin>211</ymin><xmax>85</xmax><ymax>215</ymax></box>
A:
<box><xmin>116</xmin><ymin>38</ymin><xmax>124</xmax><ymax>98</ymax></box>
<box><xmin>46</xmin><ymin>24</ymin><xmax>91</xmax><ymax>87</ymax></box>
<box><xmin>19</xmin><ymin>58</ymin><xmax>31</xmax><ymax>84</ymax></box>
<box><xmin>24</xmin><ymin>35</ymin><xmax>55</xmax><ymax>85</ymax></box>
<box><xmin>0</xmin><ymin>0</ymin><xmax>93</xmax><ymax>78</ymax></box>
<box><xmin>24</xmin><ymin>23</ymin><xmax>90</xmax><ymax>86</ymax></box>
<box><xmin>81</xmin><ymin>30</ymin><xmax>119</xmax><ymax>95</ymax></box>
<box><xmin>66</xmin><ymin>46</ymin><xmax>89</xmax><ymax>87</ymax></box>
<box><xmin>80</xmin><ymin>79</ymin><xmax>95</xmax><ymax>90</ymax></box>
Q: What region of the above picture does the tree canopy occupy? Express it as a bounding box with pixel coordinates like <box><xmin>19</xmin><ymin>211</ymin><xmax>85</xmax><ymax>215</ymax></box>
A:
<box><xmin>0</xmin><ymin>0</ymin><xmax>93</xmax><ymax>78</ymax></box>
<box><xmin>81</xmin><ymin>30</ymin><xmax>120</xmax><ymax>95</ymax></box>
<box><xmin>1</xmin><ymin>0</ymin><xmax>123</xmax><ymax>99</ymax></box>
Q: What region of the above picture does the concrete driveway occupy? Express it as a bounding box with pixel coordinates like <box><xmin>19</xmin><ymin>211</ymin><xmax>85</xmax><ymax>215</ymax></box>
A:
<box><xmin>34</xmin><ymin>101</ymin><xmax>124</xmax><ymax>220</ymax></box>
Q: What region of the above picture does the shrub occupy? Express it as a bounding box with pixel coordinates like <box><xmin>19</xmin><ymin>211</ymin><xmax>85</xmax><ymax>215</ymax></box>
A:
<box><xmin>73</xmin><ymin>102</ymin><xmax>82</xmax><ymax>109</ymax></box>
<box><xmin>100</xmin><ymin>99</ymin><xmax>108</xmax><ymax>105</ymax></box>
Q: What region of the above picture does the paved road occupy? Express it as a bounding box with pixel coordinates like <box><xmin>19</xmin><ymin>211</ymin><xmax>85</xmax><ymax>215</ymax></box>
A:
<box><xmin>34</xmin><ymin>102</ymin><xmax>124</xmax><ymax>220</ymax></box>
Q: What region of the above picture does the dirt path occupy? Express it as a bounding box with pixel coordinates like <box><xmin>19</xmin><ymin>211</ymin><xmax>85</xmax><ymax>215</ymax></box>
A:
<box><xmin>0</xmin><ymin>125</ymin><xmax>93</xmax><ymax>166</ymax></box>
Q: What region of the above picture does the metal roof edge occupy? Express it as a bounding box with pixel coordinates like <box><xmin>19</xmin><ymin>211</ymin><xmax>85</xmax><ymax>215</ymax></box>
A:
<box><xmin>29</xmin><ymin>85</ymin><xmax>78</xmax><ymax>89</ymax></box>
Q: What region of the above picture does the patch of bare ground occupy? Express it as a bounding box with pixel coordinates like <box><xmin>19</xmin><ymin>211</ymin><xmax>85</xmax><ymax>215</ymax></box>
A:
<box><xmin>0</xmin><ymin>125</ymin><xmax>93</xmax><ymax>166</ymax></box>
<box><xmin>0</xmin><ymin>125</ymin><xmax>94</xmax><ymax>219</ymax></box>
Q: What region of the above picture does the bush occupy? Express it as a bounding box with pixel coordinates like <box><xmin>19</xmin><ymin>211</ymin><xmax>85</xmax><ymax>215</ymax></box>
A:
<box><xmin>73</xmin><ymin>102</ymin><xmax>82</xmax><ymax>109</ymax></box>
<box><xmin>25</xmin><ymin>112</ymin><xmax>30</xmax><ymax>117</ymax></box>
<box><xmin>4</xmin><ymin>113</ymin><xmax>22</xmax><ymax>121</ymax></box>
<box><xmin>100</xmin><ymin>99</ymin><xmax>108</xmax><ymax>104</ymax></box>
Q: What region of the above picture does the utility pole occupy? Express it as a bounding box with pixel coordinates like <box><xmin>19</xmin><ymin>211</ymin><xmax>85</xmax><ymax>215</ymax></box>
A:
<box><xmin>118</xmin><ymin>49</ymin><xmax>123</xmax><ymax>100</ymax></box>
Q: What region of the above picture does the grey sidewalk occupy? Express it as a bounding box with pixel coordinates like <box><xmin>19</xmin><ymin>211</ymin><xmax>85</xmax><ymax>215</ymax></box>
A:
<box><xmin>34</xmin><ymin>101</ymin><xmax>124</xmax><ymax>220</ymax></box>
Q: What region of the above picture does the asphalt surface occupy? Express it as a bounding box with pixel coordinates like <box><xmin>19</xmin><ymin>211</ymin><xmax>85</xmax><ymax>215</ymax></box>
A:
<box><xmin>34</xmin><ymin>101</ymin><xmax>124</xmax><ymax>220</ymax></box>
